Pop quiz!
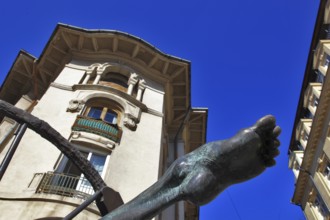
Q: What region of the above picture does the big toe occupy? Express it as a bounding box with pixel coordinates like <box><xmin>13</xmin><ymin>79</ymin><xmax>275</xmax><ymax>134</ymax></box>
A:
<box><xmin>253</xmin><ymin>115</ymin><xmax>276</xmax><ymax>135</ymax></box>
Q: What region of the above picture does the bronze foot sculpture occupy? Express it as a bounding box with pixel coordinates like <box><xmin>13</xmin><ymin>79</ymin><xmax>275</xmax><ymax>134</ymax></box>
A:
<box><xmin>101</xmin><ymin>115</ymin><xmax>281</xmax><ymax>220</ymax></box>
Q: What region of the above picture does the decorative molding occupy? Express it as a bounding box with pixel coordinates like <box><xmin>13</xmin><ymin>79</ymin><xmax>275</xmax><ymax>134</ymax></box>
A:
<box><xmin>71</xmin><ymin>131</ymin><xmax>116</xmax><ymax>150</ymax></box>
<box><xmin>136</xmin><ymin>79</ymin><xmax>147</xmax><ymax>101</ymax></box>
<box><xmin>123</xmin><ymin>114</ymin><xmax>137</xmax><ymax>130</ymax></box>
<box><xmin>73</xmin><ymin>84</ymin><xmax>148</xmax><ymax>111</ymax></box>
<box><xmin>50</xmin><ymin>82</ymin><xmax>73</xmax><ymax>91</ymax></box>
<box><xmin>128</xmin><ymin>73</ymin><xmax>139</xmax><ymax>85</ymax></box>
<box><xmin>147</xmin><ymin>108</ymin><xmax>164</xmax><ymax>117</ymax></box>
<box><xmin>72</xmin><ymin>89</ymin><xmax>145</xmax><ymax>131</ymax></box>
<box><xmin>70</xmin><ymin>51</ymin><xmax>170</xmax><ymax>84</ymax></box>
<box><xmin>65</xmin><ymin>63</ymin><xmax>89</xmax><ymax>71</ymax></box>
<box><xmin>122</xmin><ymin>103</ymin><xmax>141</xmax><ymax>130</ymax></box>
<box><xmin>138</xmin><ymin>79</ymin><xmax>146</xmax><ymax>90</ymax></box>
<box><xmin>67</xmin><ymin>99</ymin><xmax>85</xmax><ymax>112</ymax></box>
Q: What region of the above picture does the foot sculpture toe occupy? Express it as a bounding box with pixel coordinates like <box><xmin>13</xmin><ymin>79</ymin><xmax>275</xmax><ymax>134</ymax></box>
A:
<box><xmin>252</xmin><ymin>115</ymin><xmax>281</xmax><ymax>167</ymax></box>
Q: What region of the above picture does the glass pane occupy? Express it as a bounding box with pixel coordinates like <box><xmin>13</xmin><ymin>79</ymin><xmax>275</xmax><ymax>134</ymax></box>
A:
<box><xmin>62</xmin><ymin>152</ymin><xmax>88</xmax><ymax>176</ymax></box>
<box><xmin>316</xmin><ymin>71</ymin><xmax>325</xmax><ymax>83</ymax></box>
<box><xmin>90</xmin><ymin>154</ymin><xmax>106</xmax><ymax>175</ymax></box>
<box><xmin>104</xmin><ymin>110</ymin><xmax>117</xmax><ymax>124</ymax></box>
<box><xmin>75</xmin><ymin>153</ymin><xmax>106</xmax><ymax>194</ymax></box>
<box><xmin>88</xmin><ymin>107</ymin><xmax>102</xmax><ymax>119</ymax></box>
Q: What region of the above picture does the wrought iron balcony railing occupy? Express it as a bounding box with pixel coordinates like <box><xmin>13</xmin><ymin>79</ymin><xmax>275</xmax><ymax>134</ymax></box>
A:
<box><xmin>72</xmin><ymin>115</ymin><xmax>122</xmax><ymax>142</ymax></box>
<box><xmin>29</xmin><ymin>172</ymin><xmax>94</xmax><ymax>200</ymax></box>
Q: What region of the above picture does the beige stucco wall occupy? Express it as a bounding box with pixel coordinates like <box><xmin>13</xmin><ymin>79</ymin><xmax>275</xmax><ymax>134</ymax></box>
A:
<box><xmin>142</xmin><ymin>82</ymin><xmax>164</xmax><ymax>113</ymax></box>
<box><xmin>0</xmin><ymin>86</ymin><xmax>77</xmax><ymax>193</ymax></box>
<box><xmin>54</xmin><ymin>65</ymin><xmax>86</xmax><ymax>86</ymax></box>
<box><xmin>106</xmin><ymin>112</ymin><xmax>163</xmax><ymax>202</ymax></box>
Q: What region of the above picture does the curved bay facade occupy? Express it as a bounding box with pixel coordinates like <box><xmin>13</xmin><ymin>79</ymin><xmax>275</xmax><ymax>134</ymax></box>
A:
<box><xmin>0</xmin><ymin>24</ymin><xmax>207</xmax><ymax>220</ymax></box>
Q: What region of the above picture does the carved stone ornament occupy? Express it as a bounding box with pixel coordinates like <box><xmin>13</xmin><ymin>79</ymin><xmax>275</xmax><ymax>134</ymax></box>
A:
<box><xmin>123</xmin><ymin>114</ymin><xmax>137</xmax><ymax>130</ymax></box>
<box><xmin>71</xmin><ymin>131</ymin><xmax>81</xmax><ymax>139</ymax></box>
<box><xmin>128</xmin><ymin>73</ymin><xmax>139</xmax><ymax>85</ymax></box>
<box><xmin>67</xmin><ymin>100</ymin><xmax>84</xmax><ymax>112</ymax></box>
<box><xmin>71</xmin><ymin>131</ymin><xmax>116</xmax><ymax>150</ymax></box>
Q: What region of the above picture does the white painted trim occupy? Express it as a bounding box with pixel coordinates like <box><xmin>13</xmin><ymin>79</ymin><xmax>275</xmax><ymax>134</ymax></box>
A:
<box><xmin>65</xmin><ymin>63</ymin><xmax>89</xmax><ymax>71</ymax></box>
<box><xmin>50</xmin><ymin>82</ymin><xmax>73</xmax><ymax>91</ymax></box>
<box><xmin>147</xmin><ymin>108</ymin><xmax>164</xmax><ymax>117</ymax></box>
<box><xmin>102</xmin><ymin>155</ymin><xmax>111</xmax><ymax>179</ymax></box>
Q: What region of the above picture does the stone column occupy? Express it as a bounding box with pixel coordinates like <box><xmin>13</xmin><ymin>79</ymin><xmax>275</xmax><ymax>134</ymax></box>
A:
<box><xmin>82</xmin><ymin>72</ymin><xmax>92</xmax><ymax>84</ymax></box>
<box><xmin>127</xmin><ymin>73</ymin><xmax>138</xmax><ymax>95</ymax></box>
<box><xmin>93</xmin><ymin>70</ymin><xmax>103</xmax><ymax>85</ymax></box>
<box><xmin>136</xmin><ymin>79</ymin><xmax>146</xmax><ymax>101</ymax></box>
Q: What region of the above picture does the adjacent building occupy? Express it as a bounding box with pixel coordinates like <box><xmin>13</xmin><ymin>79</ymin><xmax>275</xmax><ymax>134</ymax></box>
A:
<box><xmin>0</xmin><ymin>24</ymin><xmax>207</xmax><ymax>219</ymax></box>
<box><xmin>289</xmin><ymin>0</ymin><xmax>330</xmax><ymax>219</ymax></box>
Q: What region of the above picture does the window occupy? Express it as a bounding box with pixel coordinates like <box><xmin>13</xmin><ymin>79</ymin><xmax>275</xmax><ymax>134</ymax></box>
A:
<box><xmin>87</xmin><ymin>107</ymin><xmax>102</xmax><ymax>119</ymax></box>
<box><xmin>71</xmin><ymin>99</ymin><xmax>123</xmax><ymax>143</ymax></box>
<box><xmin>56</xmin><ymin>150</ymin><xmax>108</xmax><ymax>195</ymax></box>
<box><xmin>87</xmin><ymin>107</ymin><xmax>118</xmax><ymax>124</ymax></box>
<box><xmin>84</xmin><ymin>98</ymin><xmax>122</xmax><ymax>125</ymax></box>
<box><xmin>303</xmin><ymin>131</ymin><xmax>309</xmax><ymax>142</ymax></box>
<box><xmin>313</xmin><ymin>95</ymin><xmax>320</xmax><ymax>107</ymax></box>
<box><xmin>297</xmin><ymin>143</ymin><xmax>304</xmax><ymax>151</ymax></box>
<box><xmin>316</xmin><ymin>70</ymin><xmax>325</xmax><ymax>83</ymax></box>
<box><xmin>292</xmin><ymin>161</ymin><xmax>300</xmax><ymax>179</ymax></box>
<box><xmin>313</xmin><ymin>194</ymin><xmax>330</xmax><ymax>220</ymax></box>
<box><xmin>320</xmin><ymin>155</ymin><xmax>330</xmax><ymax>184</ymax></box>
<box><xmin>324</xmin><ymin>54</ymin><xmax>330</xmax><ymax>68</ymax></box>
<box><xmin>305</xmin><ymin>110</ymin><xmax>314</xmax><ymax>119</ymax></box>
<box><xmin>104</xmin><ymin>110</ymin><xmax>117</xmax><ymax>124</ymax></box>
<box><xmin>324</xmin><ymin>164</ymin><xmax>330</xmax><ymax>181</ymax></box>
<box><xmin>99</xmin><ymin>72</ymin><xmax>129</xmax><ymax>92</ymax></box>
<box><xmin>89</xmin><ymin>153</ymin><xmax>107</xmax><ymax>175</ymax></box>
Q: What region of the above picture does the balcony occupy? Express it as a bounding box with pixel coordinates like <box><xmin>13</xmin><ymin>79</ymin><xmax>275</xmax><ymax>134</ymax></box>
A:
<box><xmin>72</xmin><ymin>115</ymin><xmax>122</xmax><ymax>143</ymax></box>
<box><xmin>296</xmin><ymin>118</ymin><xmax>313</xmax><ymax>150</ymax></box>
<box><xmin>304</xmin><ymin>83</ymin><xmax>322</xmax><ymax>116</ymax></box>
<box><xmin>313</xmin><ymin>40</ymin><xmax>330</xmax><ymax>73</ymax></box>
<box><xmin>289</xmin><ymin>151</ymin><xmax>304</xmax><ymax>181</ymax></box>
<box><xmin>29</xmin><ymin>172</ymin><xmax>94</xmax><ymax>200</ymax></box>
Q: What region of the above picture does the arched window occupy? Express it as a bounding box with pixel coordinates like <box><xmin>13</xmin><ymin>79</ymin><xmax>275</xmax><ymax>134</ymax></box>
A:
<box><xmin>84</xmin><ymin>98</ymin><xmax>122</xmax><ymax>125</ymax></box>
<box><xmin>99</xmin><ymin>72</ymin><xmax>128</xmax><ymax>93</ymax></box>
<box><xmin>72</xmin><ymin>98</ymin><xmax>123</xmax><ymax>143</ymax></box>
<box><xmin>87</xmin><ymin>107</ymin><xmax>118</xmax><ymax>124</ymax></box>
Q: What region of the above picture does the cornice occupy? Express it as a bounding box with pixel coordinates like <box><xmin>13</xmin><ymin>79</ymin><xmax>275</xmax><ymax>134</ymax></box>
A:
<box><xmin>72</xmin><ymin>84</ymin><xmax>148</xmax><ymax>112</ymax></box>
<box><xmin>1</xmin><ymin>23</ymin><xmax>195</xmax><ymax>129</ymax></box>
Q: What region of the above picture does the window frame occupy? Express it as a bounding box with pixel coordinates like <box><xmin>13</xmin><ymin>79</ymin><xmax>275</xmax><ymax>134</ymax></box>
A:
<box><xmin>83</xmin><ymin>99</ymin><xmax>123</xmax><ymax>126</ymax></box>
<box><xmin>99</xmin><ymin>72</ymin><xmax>129</xmax><ymax>92</ymax></box>
<box><xmin>54</xmin><ymin>148</ymin><xmax>110</xmax><ymax>195</ymax></box>
<box><xmin>56</xmin><ymin>149</ymin><xmax>109</xmax><ymax>176</ymax></box>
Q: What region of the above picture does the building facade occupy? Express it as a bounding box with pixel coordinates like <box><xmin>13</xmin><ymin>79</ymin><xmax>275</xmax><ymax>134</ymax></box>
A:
<box><xmin>0</xmin><ymin>24</ymin><xmax>207</xmax><ymax>219</ymax></box>
<box><xmin>289</xmin><ymin>0</ymin><xmax>330</xmax><ymax>219</ymax></box>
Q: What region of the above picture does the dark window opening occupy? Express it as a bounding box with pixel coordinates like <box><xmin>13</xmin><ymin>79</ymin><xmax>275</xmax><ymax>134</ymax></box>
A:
<box><xmin>86</xmin><ymin>106</ymin><xmax>118</xmax><ymax>125</ymax></box>
<box><xmin>87</xmin><ymin>107</ymin><xmax>103</xmax><ymax>120</ymax></box>
<box><xmin>99</xmin><ymin>72</ymin><xmax>129</xmax><ymax>92</ymax></box>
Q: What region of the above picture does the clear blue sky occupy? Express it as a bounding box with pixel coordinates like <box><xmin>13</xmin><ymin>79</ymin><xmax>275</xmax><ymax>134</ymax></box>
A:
<box><xmin>0</xmin><ymin>1</ymin><xmax>320</xmax><ymax>219</ymax></box>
